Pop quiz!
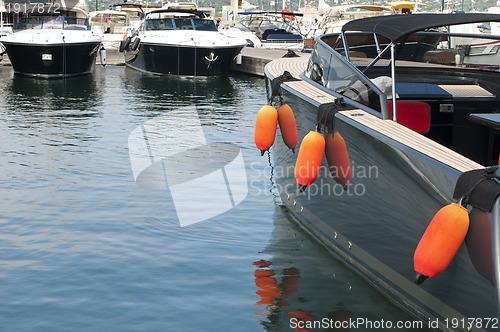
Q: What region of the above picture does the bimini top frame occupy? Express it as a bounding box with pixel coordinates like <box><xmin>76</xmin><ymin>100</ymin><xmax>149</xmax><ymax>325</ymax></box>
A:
<box><xmin>341</xmin><ymin>13</ymin><xmax>500</xmax><ymax>43</ymax></box>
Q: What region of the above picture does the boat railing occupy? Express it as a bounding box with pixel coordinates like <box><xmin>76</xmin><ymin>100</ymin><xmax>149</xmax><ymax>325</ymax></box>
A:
<box><xmin>306</xmin><ymin>34</ymin><xmax>389</xmax><ymax>119</ymax></box>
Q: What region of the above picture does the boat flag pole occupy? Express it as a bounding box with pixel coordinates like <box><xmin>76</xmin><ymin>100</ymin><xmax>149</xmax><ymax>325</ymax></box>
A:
<box><xmin>390</xmin><ymin>43</ymin><xmax>397</xmax><ymax>122</ymax></box>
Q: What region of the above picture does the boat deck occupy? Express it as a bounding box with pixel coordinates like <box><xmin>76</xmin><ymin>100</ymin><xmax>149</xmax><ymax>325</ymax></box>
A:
<box><xmin>265</xmin><ymin>56</ymin><xmax>483</xmax><ymax>173</ymax></box>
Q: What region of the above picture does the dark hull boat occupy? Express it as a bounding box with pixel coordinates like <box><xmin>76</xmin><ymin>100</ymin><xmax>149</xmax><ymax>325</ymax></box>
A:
<box><xmin>125</xmin><ymin>42</ymin><xmax>243</xmax><ymax>76</ymax></box>
<box><xmin>3</xmin><ymin>41</ymin><xmax>100</xmax><ymax>78</ymax></box>
<box><xmin>122</xmin><ymin>8</ymin><xmax>246</xmax><ymax>76</ymax></box>
<box><xmin>263</xmin><ymin>13</ymin><xmax>500</xmax><ymax>331</ymax></box>
<box><xmin>1</xmin><ymin>8</ymin><xmax>101</xmax><ymax>78</ymax></box>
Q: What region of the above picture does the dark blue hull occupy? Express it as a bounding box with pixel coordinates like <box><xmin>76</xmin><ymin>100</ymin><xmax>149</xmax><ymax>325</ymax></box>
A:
<box><xmin>2</xmin><ymin>42</ymin><xmax>100</xmax><ymax>78</ymax></box>
<box><xmin>124</xmin><ymin>42</ymin><xmax>243</xmax><ymax>76</ymax></box>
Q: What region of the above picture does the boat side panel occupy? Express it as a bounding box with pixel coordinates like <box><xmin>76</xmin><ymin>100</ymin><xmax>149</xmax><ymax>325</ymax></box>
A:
<box><xmin>125</xmin><ymin>43</ymin><xmax>243</xmax><ymax>76</ymax></box>
<box><xmin>2</xmin><ymin>42</ymin><xmax>100</xmax><ymax>77</ymax></box>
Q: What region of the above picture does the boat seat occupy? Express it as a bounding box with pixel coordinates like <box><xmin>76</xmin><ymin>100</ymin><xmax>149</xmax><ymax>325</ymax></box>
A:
<box><xmin>262</xmin><ymin>29</ymin><xmax>302</xmax><ymax>42</ymax></box>
<box><xmin>388</xmin><ymin>100</ymin><xmax>431</xmax><ymax>134</ymax></box>
<box><xmin>266</xmin><ymin>33</ymin><xmax>302</xmax><ymax>42</ymax></box>
<box><xmin>358</xmin><ymin>100</ymin><xmax>431</xmax><ymax>134</ymax></box>
<box><xmin>262</xmin><ymin>28</ymin><xmax>287</xmax><ymax>40</ymax></box>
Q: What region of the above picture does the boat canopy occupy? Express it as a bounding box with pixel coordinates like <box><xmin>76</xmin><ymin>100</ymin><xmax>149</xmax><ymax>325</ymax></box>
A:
<box><xmin>342</xmin><ymin>13</ymin><xmax>500</xmax><ymax>42</ymax></box>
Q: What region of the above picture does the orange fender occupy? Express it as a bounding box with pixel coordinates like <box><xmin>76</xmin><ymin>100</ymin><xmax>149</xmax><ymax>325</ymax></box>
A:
<box><xmin>325</xmin><ymin>132</ymin><xmax>351</xmax><ymax>187</ymax></box>
<box><xmin>295</xmin><ymin>131</ymin><xmax>325</xmax><ymax>191</ymax></box>
<box><xmin>278</xmin><ymin>104</ymin><xmax>298</xmax><ymax>153</ymax></box>
<box><xmin>254</xmin><ymin>105</ymin><xmax>278</xmax><ymax>156</ymax></box>
<box><xmin>414</xmin><ymin>203</ymin><xmax>470</xmax><ymax>283</ymax></box>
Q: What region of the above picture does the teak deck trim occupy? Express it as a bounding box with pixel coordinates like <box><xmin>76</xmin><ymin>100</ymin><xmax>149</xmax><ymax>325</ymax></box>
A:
<box><xmin>267</xmin><ymin>56</ymin><xmax>309</xmax><ymax>79</ymax></box>
<box><xmin>266</xmin><ymin>56</ymin><xmax>483</xmax><ymax>173</ymax></box>
<box><xmin>439</xmin><ymin>84</ymin><xmax>494</xmax><ymax>97</ymax></box>
<box><xmin>339</xmin><ymin>110</ymin><xmax>482</xmax><ymax>172</ymax></box>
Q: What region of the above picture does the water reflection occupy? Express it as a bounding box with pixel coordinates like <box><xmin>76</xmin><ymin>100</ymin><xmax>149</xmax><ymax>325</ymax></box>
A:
<box><xmin>0</xmin><ymin>73</ymin><xmax>103</xmax><ymax>156</ymax></box>
<box><xmin>5</xmin><ymin>73</ymin><xmax>101</xmax><ymax>114</ymax></box>
<box><xmin>252</xmin><ymin>206</ymin><xmax>420</xmax><ymax>331</ymax></box>
<box><xmin>253</xmin><ymin>258</ymin><xmax>355</xmax><ymax>332</ymax></box>
<box><xmin>121</xmin><ymin>68</ymin><xmax>238</xmax><ymax>110</ymax></box>
<box><xmin>119</xmin><ymin>69</ymin><xmax>260</xmax><ymax>143</ymax></box>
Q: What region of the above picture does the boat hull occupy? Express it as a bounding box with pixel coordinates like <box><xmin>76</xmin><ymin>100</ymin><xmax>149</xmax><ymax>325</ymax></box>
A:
<box><xmin>2</xmin><ymin>41</ymin><xmax>101</xmax><ymax>78</ymax></box>
<box><xmin>463</xmin><ymin>40</ymin><xmax>500</xmax><ymax>69</ymax></box>
<box><xmin>265</xmin><ymin>70</ymin><xmax>499</xmax><ymax>330</ymax></box>
<box><xmin>124</xmin><ymin>42</ymin><xmax>244</xmax><ymax>76</ymax></box>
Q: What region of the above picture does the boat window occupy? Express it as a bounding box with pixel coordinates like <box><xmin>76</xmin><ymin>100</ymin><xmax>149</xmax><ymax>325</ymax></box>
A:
<box><xmin>109</xmin><ymin>16</ymin><xmax>128</xmax><ymax>25</ymax></box>
<box><xmin>16</xmin><ymin>16</ymin><xmax>62</xmax><ymax>29</ymax></box>
<box><xmin>173</xmin><ymin>18</ymin><xmax>194</xmax><ymax>30</ymax></box>
<box><xmin>306</xmin><ymin>42</ymin><xmax>385</xmax><ymax>113</ymax></box>
<box><xmin>234</xmin><ymin>22</ymin><xmax>252</xmax><ymax>33</ymax></box>
<box><xmin>326</xmin><ymin>54</ymin><xmax>369</xmax><ymax>98</ymax></box>
<box><xmin>43</xmin><ymin>16</ymin><xmax>64</xmax><ymax>29</ymax></box>
<box><xmin>15</xmin><ymin>16</ymin><xmax>89</xmax><ymax>30</ymax></box>
<box><xmin>63</xmin><ymin>18</ymin><xmax>90</xmax><ymax>30</ymax></box>
<box><xmin>192</xmin><ymin>19</ymin><xmax>218</xmax><ymax>32</ymax></box>
<box><xmin>146</xmin><ymin>19</ymin><xmax>175</xmax><ymax>31</ymax></box>
<box><xmin>306</xmin><ymin>44</ymin><xmax>331</xmax><ymax>86</ymax></box>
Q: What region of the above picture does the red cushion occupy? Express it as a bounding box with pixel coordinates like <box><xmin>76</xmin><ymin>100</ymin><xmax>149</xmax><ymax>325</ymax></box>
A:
<box><xmin>388</xmin><ymin>100</ymin><xmax>431</xmax><ymax>134</ymax></box>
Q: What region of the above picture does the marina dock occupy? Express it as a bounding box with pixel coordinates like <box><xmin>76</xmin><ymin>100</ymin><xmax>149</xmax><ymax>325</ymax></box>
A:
<box><xmin>229</xmin><ymin>47</ymin><xmax>308</xmax><ymax>77</ymax></box>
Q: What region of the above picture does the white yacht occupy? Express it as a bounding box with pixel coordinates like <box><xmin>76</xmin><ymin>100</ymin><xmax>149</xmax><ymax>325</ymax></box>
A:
<box><xmin>122</xmin><ymin>3</ymin><xmax>246</xmax><ymax>76</ymax></box>
<box><xmin>1</xmin><ymin>0</ymin><xmax>102</xmax><ymax>78</ymax></box>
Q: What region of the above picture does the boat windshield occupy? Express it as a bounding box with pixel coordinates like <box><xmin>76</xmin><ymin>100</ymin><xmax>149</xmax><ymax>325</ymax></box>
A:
<box><xmin>305</xmin><ymin>39</ymin><xmax>388</xmax><ymax>115</ymax></box>
<box><xmin>16</xmin><ymin>15</ymin><xmax>90</xmax><ymax>30</ymax></box>
<box><xmin>238</xmin><ymin>16</ymin><xmax>301</xmax><ymax>35</ymax></box>
<box><xmin>145</xmin><ymin>18</ymin><xmax>217</xmax><ymax>31</ymax></box>
<box><xmin>91</xmin><ymin>14</ymin><xmax>129</xmax><ymax>26</ymax></box>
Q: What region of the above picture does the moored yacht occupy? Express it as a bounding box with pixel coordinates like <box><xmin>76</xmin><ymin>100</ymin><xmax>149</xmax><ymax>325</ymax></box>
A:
<box><xmin>221</xmin><ymin>11</ymin><xmax>304</xmax><ymax>49</ymax></box>
<box><xmin>89</xmin><ymin>9</ymin><xmax>135</xmax><ymax>54</ymax></box>
<box><xmin>109</xmin><ymin>3</ymin><xmax>144</xmax><ymax>29</ymax></box>
<box><xmin>447</xmin><ymin>6</ymin><xmax>500</xmax><ymax>69</ymax></box>
<box><xmin>1</xmin><ymin>0</ymin><xmax>101</xmax><ymax>78</ymax></box>
<box><xmin>122</xmin><ymin>4</ymin><xmax>246</xmax><ymax>76</ymax></box>
<box><xmin>263</xmin><ymin>13</ymin><xmax>500</xmax><ymax>330</ymax></box>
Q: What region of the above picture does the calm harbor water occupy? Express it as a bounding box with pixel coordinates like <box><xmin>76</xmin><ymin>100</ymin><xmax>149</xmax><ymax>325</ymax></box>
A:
<box><xmin>0</xmin><ymin>66</ymin><xmax>422</xmax><ymax>331</ymax></box>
